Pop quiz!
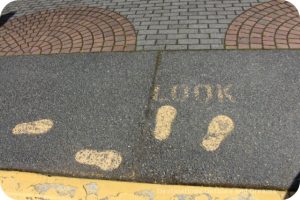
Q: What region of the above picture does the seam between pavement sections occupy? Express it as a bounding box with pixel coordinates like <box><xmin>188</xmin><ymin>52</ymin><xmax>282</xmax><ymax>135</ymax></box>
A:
<box><xmin>146</xmin><ymin>51</ymin><xmax>162</xmax><ymax>120</ymax></box>
<box><xmin>132</xmin><ymin>51</ymin><xmax>162</xmax><ymax>181</ymax></box>
<box><xmin>0</xmin><ymin>170</ymin><xmax>287</xmax><ymax>200</ymax></box>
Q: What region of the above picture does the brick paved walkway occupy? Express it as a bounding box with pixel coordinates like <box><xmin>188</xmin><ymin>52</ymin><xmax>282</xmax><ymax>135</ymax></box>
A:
<box><xmin>0</xmin><ymin>0</ymin><xmax>299</xmax><ymax>55</ymax></box>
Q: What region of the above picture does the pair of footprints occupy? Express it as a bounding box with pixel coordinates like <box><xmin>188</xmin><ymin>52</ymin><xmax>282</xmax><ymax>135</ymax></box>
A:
<box><xmin>154</xmin><ymin>105</ymin><xmax>235</xmax><ymax>152</ymax></box>
<box><xmin>12</xmin><ymin>119</ymin><xmax>123</xmax><ymax>171</ymax></box>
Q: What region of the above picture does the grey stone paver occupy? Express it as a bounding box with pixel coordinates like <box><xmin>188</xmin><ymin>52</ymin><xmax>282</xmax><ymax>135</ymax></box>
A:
<box><xmin>3</xmin><ymin>0</ymin><xmax>270</xmax><ymax>50</ymax></box>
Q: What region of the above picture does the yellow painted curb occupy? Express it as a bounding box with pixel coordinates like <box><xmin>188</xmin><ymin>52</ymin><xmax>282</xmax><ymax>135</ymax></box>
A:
<box><xmin>0</xmin><ymin>170</ymin><xmax>286</xmax><ymax>200</ymax></box>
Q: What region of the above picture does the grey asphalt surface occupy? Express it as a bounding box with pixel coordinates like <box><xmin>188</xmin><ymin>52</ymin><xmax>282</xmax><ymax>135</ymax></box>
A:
<box><xmin>0</xmin><ymin>52</ymin><xmax>156</xmax><ymax>179</ymax></box>
<box><xmin>0</xmin><ymin>51</ymin><xmax>299</xmax><ymax>190</ymax></box>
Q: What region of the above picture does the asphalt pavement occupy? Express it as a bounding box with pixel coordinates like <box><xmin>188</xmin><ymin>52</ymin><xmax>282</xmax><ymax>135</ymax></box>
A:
<box><xmin>0</xmin><ymin>51</ymin><xmax>299</xmax><ymax>190</ymax></box>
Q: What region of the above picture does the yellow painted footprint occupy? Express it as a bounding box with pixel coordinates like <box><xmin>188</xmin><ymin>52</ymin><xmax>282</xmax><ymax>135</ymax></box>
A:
<box><xmin>12</xmin><ymin>119</ymin><xmax>54</xmax><ymax>135</ymax></box>
<box><xmin>201</xmin><ymin>115</ymin><xmax>235</xmax><ymax>152</ymax></box>
<box><xmin>75</xmin><ymin>149</ymin><xmax>122</xmax><ymax>171</ymax></box>
<box><xmin>153</xmin><ymin>105</ymin><xmax>177</xmax><ymax>141</ymax></box>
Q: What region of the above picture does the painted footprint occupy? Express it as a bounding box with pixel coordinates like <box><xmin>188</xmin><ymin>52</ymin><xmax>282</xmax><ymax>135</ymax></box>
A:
<box><xmin>75</xmin><ymin>149</ymin><xmax>122</xmax><ymax>171</ymax></box>
<box><xmin>12</xmin><ymin>119</ymin><xmax>54</xmax><ymax>135</ymax></box>
<box><xmin>201</xmin><ymin>115</ymin><xmax>235</xmax><ymax>152</ymax></box>
<box><xmin>153</xmin><ymin>105</ymin><xmax>235</xmax><ymax>152</ymax></box>
<box><xmin>153</xmin><ymin>105</ymin><xmax>177</xmax><ymax>141</ymax></box>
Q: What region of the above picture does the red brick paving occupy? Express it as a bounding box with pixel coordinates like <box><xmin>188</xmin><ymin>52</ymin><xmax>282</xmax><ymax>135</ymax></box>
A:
<box><xmin>0</xmin><ymin>7</ymin><xmax>136</xmax><ymax>56</ymax></box>
<box><xmin>225</xmin><ymin>0</ymin><xmax>300</xmax><ymax>49</ymax></box>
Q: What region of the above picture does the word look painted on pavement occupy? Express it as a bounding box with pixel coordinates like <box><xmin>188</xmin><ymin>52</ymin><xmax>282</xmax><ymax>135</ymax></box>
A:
<box><xmin>153</xmin><ymin>84</ymin><xmax>235</xmax><ymax>103</ymax></box>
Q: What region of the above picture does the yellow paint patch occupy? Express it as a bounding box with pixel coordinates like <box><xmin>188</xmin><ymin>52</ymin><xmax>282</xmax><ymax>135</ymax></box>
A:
<box><xmin>12</xmin><ymin>119</ymin><xmax>54</xmax><ymax>135</ymax></box>
<box><xmin>0</xmin><ymin>170</ymin><xmax>286</xmax><ymax>200</ymax></box>
<box><xmin>153</xmin><ymin>105</ymin><xmax>177</xmax><ymax>141</ymax></box>
<box><xmin>75</xmin><ymin>149</ymin><xmax>122</xmax><ymax>171</ymax></box>
<box><xmin>201</xmin><ymin>115</ymin><xmax>235</xmax><ymax>152</ymax></box>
